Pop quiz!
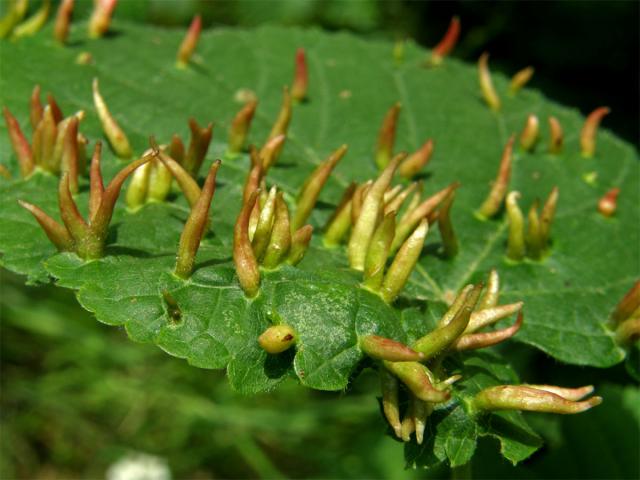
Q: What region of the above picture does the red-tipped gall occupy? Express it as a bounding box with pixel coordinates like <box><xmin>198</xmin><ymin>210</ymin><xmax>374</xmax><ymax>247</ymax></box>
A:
<box><xmin>477</xmin><ymin>135</ymin><xmax>514</xmax><ymax>219</ymax></box>
<box><xmin>291</xmin><ymin>48</ymin><xmax>308</xmax><ymax>102</ymax></box>
<box><xmin>176</xmin><ymin>15</ymin><xmax>202</xmax><ymax>68</ymax></box>
<box><xmin>581</xmin><ymin>107</ymin><xmax>610</xmax><ymax>158</ymax></box>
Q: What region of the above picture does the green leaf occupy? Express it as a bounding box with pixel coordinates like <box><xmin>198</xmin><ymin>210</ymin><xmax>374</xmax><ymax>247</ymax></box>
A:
<box><xmin>0</xmin><ymin>20</ymin><xmax>637</xmax><ymax>466</ymax></box>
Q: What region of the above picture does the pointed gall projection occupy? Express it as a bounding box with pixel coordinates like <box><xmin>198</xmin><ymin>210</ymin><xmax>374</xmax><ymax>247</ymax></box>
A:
<box><xmin>438</xmin><ymin>190</ymin><xmax>458</xmax><ymax>258</ymax></box>
<box><xmin>380</xmin><ymin>369</ymin><xmax>402</xmax><ymax>438</ymax></box>
<box><xmin>505</xmin><ymin>191</ymin><xmax>525</xmax><ymax>261</ymax></box>
<box><xmin>477</xmin><ymin>135</ymin><xmax>514</xmax><ymax>219</ymax></box>
<box><xmin>385</xmin><ymin>182</ymin><xmax>417</xmax><ymax>215</ymax></box>
<box><xmin>392</xmin><ymin>183</ymin><xmax>458</xmax><ymax>253</ymax></box>
<box><xmin>429</xmin><ymin>16</ymin><xmax>460</xmax><ymax>66</ymax></box>
<box><xmin>438</xmin><ymin>283</ymin><xmax>483</xmax><ymax>330</ymax></box>
<box><xmin>509</xmin><ymin>66</ymin><xmax>534</xmax><ymax>95</ymax></box>
<box><xmin>88</xmin><ymin>0</ymin><xmax>117</xmax><ymax>38</ymax></box>
<box><xmin>414</xmin><ymin>304</ymin><xmax>473</xmax><ymax>359</ymax></box>
<box><xmin>363</xmin><ymin>212</ymin><xmax>396</xmax><ymax>291</ymax></box>
<box><xmin>89</xmin><ymin>142</ymin><xmax>104</xmax><ymax>219</ymax></box>
<box><xmin>399</xmin><ymin>139</ymin><xmax>434</xmax><ymax>179</ymax></box>
<box><xmin>455</xmin><ymin>311</ymin><xmax>523</xmax><ymax>351</ymax></box>
<box><xmin>251</xmin><ymin>186</ymin><xmax>277</xmax><ymax>260</ymax></box>
<box><xmin>598</xmin><ymin>187</ymin><xmax>619</xmax><ymax>218</ymax></box>
<box><xmin>0</xmin><ymin>0</ymin><xmax>28</xmax><ymax>38</ymax></box>
<box><xmin>261</xmin><ymin>86</ymin><xmax>291</xmax><ymax>163</ymax></box>
<box><xmin>258</xmin><ymin>325</ymin><xmax>297</xmax><ymax>354</ymax></box>
<box><xmin>580</xmin><ymin>107</ymin><xmax>610</xmax><ymax>157</ymax></box>
<box><xmin>400</xmin><ymin>404</ymin><xmax>415</xmax><ymax>442</ymax></box>
<box><xmin>168</xmin><ymin>134</ymin><xmax>185</xmax><ymax>164</ymax></box>
<box><xmin>519</xmin><ymin>114</ymin><xmax>539</xmax><ymax>152</ymax></box>
<box><xmin>412</xmin><ymin>397</ymin><xmax>431</xmax><ymax>445</ymax></box>
<box><xmin>54</xmin><ymin>0</ymin><xmax>74</xmax><ymax>44</ymax></box>
<box><xmin>3</xmin><ymin>106</ymin><xmax>33</xmax><ymax>177</ymax></box>
<box><xmin>384</xmin><ymin>361</ymin><xmax>450</xmax><ymax>403</ymax></box>
<box><xmin>234</xmin><ymin>190</ymin><xmax>261</xmax><ymax>297</ymax></box>
<box><xmin>526</xmin><ymin>201</ymin><xmax>543</xmax><ymax>260</ymax></box>
<box><xmin>323</xmin><ymin>182</ymin><xmax>356</xmax><ymax>247</ymax></box>
<box><xmin>375</xmin><ymin>102</ymin><xmax>401</xmax><ymax>170</ymax></box>
<box><xmin>125</xmin><ymin>161</ymin><xmax>151</xmax><ymax>209</ymax></box>
<box><xmin>259</xmin><ymin>134</ymin><xmax>286</xmax><ymax>172</ymax></box>
<box><xmin>292</xmin><ymin>144</ymin><xmax>347</xmax><ymax>230</ymax></box>
<box><xmin>61</xmin><ymin>116</ymin><xmax>79</xmax><ymax>193</ymax></box>
<box><xmin>478</xmin><ymin>269</ymin><xmax>500</xmax><ymax>310</ymax></box>
<box><xmin>611</xmin><ymin>280</ymin><xmax>640</xmax><ymax>325</ymax></box>
<box><xmin>243</xmin><ymin>151</ymin><xmax>263</xmax><ymax>205</ymax></box>
<box><xmin>349</xmin><ymin>155</ymin><xmax>401</xmax><ymax>270</ymax></box>
<box><xmin>291</xmin><ymin>48</ymin><xmax>308</xmax><ymax>102</ymax></box>
<box><xmin>472</xmin><ymin>385</ymin><xmax>602</xmax><ymax>414</ymax></box>
<box><xmin>176</xmin><ymin>15</ymin><xmax>202</xmax><ymax>68</ymax></box>
<box><xmin>616</xmin><ymin>317</ymin><xmax>640</xmax><ymax>345</ymax></box>
<box><xmin>360</xmin><ymin>335</ymin><xmax>425</xmax><ymax>362</ymax></box>
<box><xmin>380</xmin><ymin>219</ymin><xmax>428</xmax><ymax>304</ymax></box>
<box><xmin>288</xmin><ymin>225</ymin><xmax>313</xmax><ymax>266</ymax></box>
<box><xmin>30</xmin><ymin>85</ymin><xmax>43</xmax><ymax>130</ymax></box>
<box><xmin>18</xmin><ymin>200</ymin><xmax>74</xmax><ymax>251</ymax></box>
<box><xmin>522</xmin><ymin>385</ymin><xmax>594</xmax><ymax>401</ymax></box>
<box><xmin>548</xmin><ymin>116</ymin><xmax>564</xmax><ymax>154</ymax></box>
<box><xmin>351</xmin><ymin>181</ymin><xmax>372</xmax><ymax>225</ymax></box>
<box><xmin>174</xmin><ymin>161</ymin><xmax>220</xmax><ymax>279</ymax></box>
<box><xmin>92</xmin><ymin>78</ymin><xmax>132</xmax><ymax>159</ymax></box>
<box><xmin>184</xmin><ymin>118</ymin><xmax>213</xmax><ymax>177</ymax></box>
<box><xmin>12</xmin><ymin>0</ymin><xmax>51</xmax><ymax>38</ymax></box>
<box><xmin>227</xmin><ymin>99</ymin><xmax>257</xmax><ymax>156</ymax></box>
<box><xmin>262</xmin><ymin>193</ymin><xmax>292</xmax><ymax>269</ymax></box>
<box><xmin>540</xmin><ymin>186</ymin><xmax>558</xmax><ymax>248</ymax></box>
<box><xmin>466</xmin><ymin>302</ymin><xmax>524</xmax><ymax>333</ymax></box>
<box><xmin>478</xmin><ymin>53</ymin><xmax>501</xmax><ymax>111</ymax></box>
<box><xmin>157</xmin><ymin>150</ymin><xmax>201</xmax><ymax>207</ymax></box>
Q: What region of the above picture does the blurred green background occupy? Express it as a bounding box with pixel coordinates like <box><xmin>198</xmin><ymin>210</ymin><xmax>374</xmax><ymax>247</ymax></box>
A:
<box><xmin>1</xmin><ymin>1</ymin><xmax>639</xmax><ymax>478</ymax></box>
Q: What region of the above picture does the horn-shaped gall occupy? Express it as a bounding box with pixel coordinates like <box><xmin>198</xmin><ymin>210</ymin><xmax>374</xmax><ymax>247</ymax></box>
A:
<box><xmin>88</xmin><ymin>0</ymin><xmax>117</xmax><ymax>38</ymax></box>
<box><xmin>234</xmin><ymin>190</ymin><xmax>261</xmax><ymax>297</ymax></box>
<box><xmin>472</xmin><ymin>385</ymin><xmax>602</xmax><ymax>414</ymax></box>
<box><xmin>375</xmin><ymin>102</ymin><xmax>401</xmax><ymax>170</ymax></box>
<box><xmin>477</xmin><ymin>135</ymin><xmax>514</xmax><ymax>219</ymax></box>
<box><xmin>519</xmin><ymin>114</ymin><xmax>539</xmax><ymax>152</ymax></box>
<box><xmin>380</xmin><ymin>219</ymin><xmax>428</xmax><ymax>304</ymax></box>
<box><xmin>359</xmin><ymin>335</ymin><xmax>425</xmax><ymax>362</ymax></box>
<box><xmin>174</xmin><ymin>160</ymin><xmax>221</xmax><ymax>279</ymax></box>
<box><xmin>227</xmin><ymin>99</ymin><xmax>258</xmax><ymax>156</ymax></box>
<box><xmin>291</xmin><ymin>47</ymin><xmax>308</xmax><ymax>102</ymax></box>
<box><xmin>509</xmin><ymin>66</ymin><xmax>534</xmax><ymax>95</ymax></box>
<box><xmin>399</xmin><ymin>139</ymin><xmax>434</xmax><ymax>179</ymax></box>
<box><xmin>92</xmin><ymin>78</ymin><xmax>132</xmax><ymax>159</ymax></box>
<box><xmin>429</xmin><ymin>16</ymin><xmax>460</xmax><ymax>66</ymax></box>
<box><xmin>292</xmin><ymin>144</ymin><xmax>347</xmax><ymax>230</ymax></box>
<box><xmin>176</xmin><ymin>15</ymin><xmax>202</xmax><ymax>69</ymax></box>
<box><xmin>548</xmin><ymin>116</ymin><xmax>563</xmax><ymax>154</ymax></box>
<box><xmin>53</xmin><ymin>0</ymin><xmax>74</xmax><ymax>44</ymax></box>
<box><xmin>580</xmin><ymin>107</ymin><xmax>610</xmax><ymax>157</ymax></box>
<box><xmin>478</xmin><ymin>52</ymin><xmax>501</xmax><ymax>111</ymax></box>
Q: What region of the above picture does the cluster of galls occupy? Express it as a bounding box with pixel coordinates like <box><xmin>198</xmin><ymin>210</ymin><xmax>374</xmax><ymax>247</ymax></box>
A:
<box><xmin>260</xmin><ymin>270</ymin><xmax>601</xmax><ymax>445</ymax></box>
<box><xmin>1</xmin><ymin>21</ymin><xmax>619</xmax><ymax>445</ymax></box>
<box><xmin>0</xmin><ymin>0</ymin><xmax>117</xmax><ymax>42</ymax></box>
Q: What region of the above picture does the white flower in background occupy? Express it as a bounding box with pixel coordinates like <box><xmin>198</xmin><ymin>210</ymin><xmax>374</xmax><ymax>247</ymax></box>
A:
<box><xmin>106</xmin><ymin>453</ymin><xmax>171</xmax><ymax>480</ymax></box>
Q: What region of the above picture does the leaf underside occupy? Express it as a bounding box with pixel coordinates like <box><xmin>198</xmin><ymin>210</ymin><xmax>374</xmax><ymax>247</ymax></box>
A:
<box><xmin>0</xmin><ymin>22</ymin><xmax>638</xmax><ymax>467</ymax></box>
